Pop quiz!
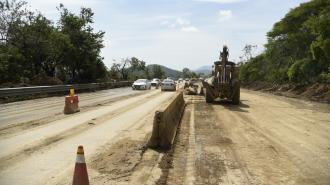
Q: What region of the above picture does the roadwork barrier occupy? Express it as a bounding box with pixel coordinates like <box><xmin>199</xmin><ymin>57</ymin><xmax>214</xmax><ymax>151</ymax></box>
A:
<box><xmin>148</xmin><ymin>92</ymin><xmax>185</xmax><ymax>149</ymax></box>
<box><xmin>64</xmin><ymin>90</ymin><xmax>80</xmax><ymax>114</ymax></box>
<box><xmin>0</xmin><ymin>81</ymin><xmax>132</xmax><ymax>98</ymax></box>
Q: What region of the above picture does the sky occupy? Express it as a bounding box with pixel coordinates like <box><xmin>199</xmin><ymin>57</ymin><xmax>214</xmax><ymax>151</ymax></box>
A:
<box><xmin>26</xmin><ymin>0</ymin><xmax>309</xmax><ymax>71</ymax></box>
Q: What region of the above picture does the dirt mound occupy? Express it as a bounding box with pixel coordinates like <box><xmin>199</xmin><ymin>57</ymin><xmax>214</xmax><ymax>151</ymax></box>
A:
<box><xmin>90</xmin><ymin>139</ymin><xmax>147</xmax><ymax>181</ymax></box>
<box><xmin>242</xmin><ymin>82</ymin><xmax>330</xmax><ymax>103</ymax></box>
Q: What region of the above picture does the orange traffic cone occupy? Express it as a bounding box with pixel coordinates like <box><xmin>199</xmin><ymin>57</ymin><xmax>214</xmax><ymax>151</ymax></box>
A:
<box><xmin>72</xmin><ymin>146</ymin><xmax>89</xmax><ymax>185</ymax></box>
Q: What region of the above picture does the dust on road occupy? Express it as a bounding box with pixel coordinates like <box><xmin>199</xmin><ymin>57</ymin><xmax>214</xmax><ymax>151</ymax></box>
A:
<box><xmin>0</xmin><ymin>89</ymin><xmax>176</xmax><ymax>185</ymax></box>
<box><xmin>165</xmin><ymin>89</ymin><xmax>330</xmax><ymax>185</ymax></box>
<box><xmin>0</xmin><ymin>88</ymin><xmax>329</xmax><ymax>185</ymax></box>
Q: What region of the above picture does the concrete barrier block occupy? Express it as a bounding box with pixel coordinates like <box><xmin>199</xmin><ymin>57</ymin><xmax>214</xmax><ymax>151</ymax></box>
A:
<box><xmin>148</xmin><ymin>92</ymin><xmax>185</xmax><ymax>150</ymax></box>
<box><xmin>64</xmin><ymin>95</ymin><xmax>80</xmax><ymax>114</ymax></box>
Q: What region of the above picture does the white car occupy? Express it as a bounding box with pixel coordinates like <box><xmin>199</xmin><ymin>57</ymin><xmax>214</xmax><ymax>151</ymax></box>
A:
<box><xmin>151</xmin><ymin>78</ymin><xmax>161</xmax><ymax>87</ymax></box>
<box><xmin>132</xmin><ymin>79</ymin><xmax>151</xmax><ymax>90</ymax></box>
<box><xmin>161</xmin><ymin>79</ymin><xmax>176</xmax><ymax>91</ymax></box>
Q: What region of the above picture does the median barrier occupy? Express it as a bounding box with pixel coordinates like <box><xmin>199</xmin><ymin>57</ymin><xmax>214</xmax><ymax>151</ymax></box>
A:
<box><xmin>148</xmin><ymin>92</ymin><xmax>185</xmax><ymax>149</ymax></box>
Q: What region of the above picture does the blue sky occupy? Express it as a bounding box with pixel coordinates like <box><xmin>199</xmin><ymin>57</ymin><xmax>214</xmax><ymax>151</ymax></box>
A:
<box><xmin>27</xmin><ymin>0</ymin><xmax>309</xmax><ymax>70</ymax></box>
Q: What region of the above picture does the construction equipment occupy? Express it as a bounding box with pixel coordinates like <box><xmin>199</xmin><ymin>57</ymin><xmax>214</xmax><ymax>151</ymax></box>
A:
<box><xmin>202</xmin><ymin>45</ymin><xmax>240</xmax><ymax>104</ymax></box>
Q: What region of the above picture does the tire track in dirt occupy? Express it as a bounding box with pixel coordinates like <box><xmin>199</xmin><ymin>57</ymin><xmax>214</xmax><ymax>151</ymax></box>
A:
<box><xmin>0</xmin><ymin>91</ymin><xmax>145</xmax><ymax>138</ymax></box>
<box><xmin>0</xmin><ymin>90</ymin><xmax>160</xmax><ymax>162</ymax></box>
<box><xmin>211</xmin><ymin>90</ymin><xmax>330</xmax><ymax>185</ymax></box>
<box><xmin>0</xmin><ymin>91</ymin><xmax>162</xmax><ymax>171</ymax></box>
<box><xmin>166</xmin><ymin>90</ymin><xmax>329</xmax><ymax>185</ymax></box>
<box><xmin>0</xmin><ymin>91</ymin><xmax>176</xmax><ymax>185</ymax></box>
<box><xmin>184</xmin><ymin>96</ymin><xmax>196</xmax><ymax>185</ymax></box>
<box><xmin>0</xmin><ymin>88</ymin><xmax>142</xmax><ymax>127</ymax></box>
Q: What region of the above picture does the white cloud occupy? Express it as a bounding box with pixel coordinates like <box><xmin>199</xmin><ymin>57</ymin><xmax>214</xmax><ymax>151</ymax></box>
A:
<box><xmin>218</xmin><ymin>10</ymin><xmax>232</xmax><ymax>22</ymax></box>
<box><xmin>181</xmin><ymin>26</ymin><xmax>199</xmax><ymax>32</ymax></box>
<box><xmin>160</xmin><ymin>17</ymin><xmax>199</xmax><ymax>32</ymax></box>
<box><xmin>176</xmin><ymin>18</ymin><xmax>190</xmax><ymax>26</ymax></box>
<box><xmin>194</xmin><ymin>0</ymin><xmax>246</xmax><ymax>3</ymax></box>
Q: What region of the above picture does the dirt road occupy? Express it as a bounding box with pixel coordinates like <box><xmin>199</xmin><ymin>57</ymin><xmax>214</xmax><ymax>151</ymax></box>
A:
<box><xmin>0</xmin><ymin>89</ymin><xmax>176</xmax><ymax>185</ymax></box>
<box><xmin>165</xmin><ymin>89</ymin><xmax>330</xmax><ymax>185</ymax></box>
<box><xmin>0</xmin><ymin>88</ymin><xmax>329</xmax><ymax>185</ymax></box>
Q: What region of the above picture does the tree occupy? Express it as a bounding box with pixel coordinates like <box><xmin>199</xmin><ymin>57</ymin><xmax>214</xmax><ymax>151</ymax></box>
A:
<box><xmin>58</xmin><ymin>4</ymin><xmax>106</xmax><ymax>83</ymax></box>
<box><xmin>0</xmin><ymin>0</ymin><xmax>30</xmax><ymax>83</ymax></box>
<box><xmin>152</xmin><ymin>65</ymin><xmax>165</xmax><ymax>79</ymax></box>
<box><xmin>144</xmin><ymin>67</ymin><xmax>150</xmax><ymax>79</ymax></box>
<box><xmin>0</xmin><ymin>1</ymin><xmax>109</xmax><ymax>85</ymax></box>
<box><xmin>242</xmin><ymin>44</ymin><xmax>257</xmax><ymax>62</ymax></box>
<box><xmin>119</xmin><ymin>58</ymin><xmax>130</xmax><ymax>80</ymax></box>
<box><xmin>182</xmin><ymin>68</ymin><xmax>190</xmax><ymax>78</ymax></box>
<box><xmin>130</xmin><ymin>57</ymin><xmax>145</xmax><ymax>71</ymax></box>
<box><xmin>240</xmin><ymin>0</ymin><xmax>330</xmax><ymax>84</ymax></box>
<box><xmin>0</xmin><ymin>0</ymin><xmax>28</xmax><ymax>44</ymax></box>
<box><xmin>109</xmin><ymin>63</ymin><xmax>120</xmax><ymax>80</ymax></box>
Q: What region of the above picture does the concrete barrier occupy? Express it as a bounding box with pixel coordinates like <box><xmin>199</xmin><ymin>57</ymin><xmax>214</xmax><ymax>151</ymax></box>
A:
<box><xmin>148</xmin><ymin>92</ymin><xmax>185</xmax><ymax>150</ymax></box>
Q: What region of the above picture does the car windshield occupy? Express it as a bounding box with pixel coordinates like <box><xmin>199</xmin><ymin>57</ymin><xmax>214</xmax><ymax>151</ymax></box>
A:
<box><xmin>136</xmin><ymin>79</ymin><xmax>146</xmax><ymax>82</ymax></box>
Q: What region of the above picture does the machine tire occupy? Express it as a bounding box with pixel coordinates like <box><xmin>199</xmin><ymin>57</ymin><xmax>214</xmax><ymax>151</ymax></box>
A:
<box><xmin>232</xmin><ymin>82</ymin><xmax>240</xmax><ymax>105</ymax></box>
<box><xmin>205</xmin><ymin>88</ymin><xmax>213</xmax><ymax>103</ymax></box>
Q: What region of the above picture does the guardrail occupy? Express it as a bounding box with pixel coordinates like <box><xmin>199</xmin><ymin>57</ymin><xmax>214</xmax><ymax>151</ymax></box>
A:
<box><xmin>0</xmin><ymin>81</ymin><xmax>132</xmax><ymax>98</ymax></box>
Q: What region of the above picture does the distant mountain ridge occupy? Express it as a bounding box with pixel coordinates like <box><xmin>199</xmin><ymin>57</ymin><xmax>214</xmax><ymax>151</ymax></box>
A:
<box><xmin>146</xmin><ymin>64</ymin><xmax>212</xmax><ymax>78</ymax></box>
<box><xmin>194</xmin><ymin>65</ymin><xmax>212</xmax><ymax>74</ymax></box>
<box><xmin>147</xmin><ymin>64</ymin><xmax>182</xmax><ymax>78</ymax></box>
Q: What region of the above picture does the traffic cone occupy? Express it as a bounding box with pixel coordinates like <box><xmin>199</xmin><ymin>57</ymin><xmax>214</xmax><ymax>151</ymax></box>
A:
<box><xmin>72</xmin><ymin>145</ymin><xmax>89</xmax><ymax>185</ymax></box>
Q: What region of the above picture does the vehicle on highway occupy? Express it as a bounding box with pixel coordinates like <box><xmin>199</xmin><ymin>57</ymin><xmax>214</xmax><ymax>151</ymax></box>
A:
<box><xmin>132</xmin><ymin>79</ymin><xmax>151</xmax><ymax>90</ymax></box>
<box><xmin>189</xmin><ymin>78</ymin><xmax>198</xmax><ymax>86</ymax></box>
<box><xmin>151</xmin><ymin>78</ymin><xmax>161</xmax><ymax>87</ymax></box>
<box><xmin>166</xmin><ymin>77</ymin><xmax>175</xmax><ymax>81</ymax></box>
<box><xmin>161</xmin><ymin>79</ymin><xmax>176</xmax><ymax>91</ymax></box>
<box><xmin>202</xmin><ymin>45</ymin><xmax>240</xmax><ymax>104</ymax></box>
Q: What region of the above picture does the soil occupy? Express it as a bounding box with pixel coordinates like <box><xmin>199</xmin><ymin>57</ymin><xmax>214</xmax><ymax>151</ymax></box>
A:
<box><xmin>159</xmin><ymin>90</ymin><xmax>330</xmax><ymax>185</ymax></box>
<box><xmin>242</xmin><ymin>81</ymin><xmax>330</xmax><ymax>103</ymax></box>
<box><xmin>0</xmin><ymin>87</ymin><xmax>329</xmax><ymax>185</ymax></box>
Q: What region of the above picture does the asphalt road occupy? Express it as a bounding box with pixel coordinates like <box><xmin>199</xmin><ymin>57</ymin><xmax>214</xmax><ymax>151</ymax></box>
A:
<box><xmin>0</xmin><ymin>87</ymin><xmax>329</xmax><ymax>185</ymax></box>
<box><xmin>0</xmin><ymin>88</ymin><xmax>176</xmax><ymax>185</ymax></box>
<box><xmin>0</xmin><ymin>87</ymin><xmax>142</xmax><ymax>128</ymax></box>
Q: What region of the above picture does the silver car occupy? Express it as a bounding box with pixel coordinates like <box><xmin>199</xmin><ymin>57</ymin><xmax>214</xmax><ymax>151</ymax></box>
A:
<box><xmin>161</xmin><ymin>79</ymin><xmax>176</xmax><ymax>91</ymax></box>
<box><xmin>151</xmin><ymin>78</ymin><xmax>161</xmax><ymax>87</ymax></box>
<box><xmin>132</xmin><ymin>79</ymin><xmax>151</xmax><ymax>90</ymax></box>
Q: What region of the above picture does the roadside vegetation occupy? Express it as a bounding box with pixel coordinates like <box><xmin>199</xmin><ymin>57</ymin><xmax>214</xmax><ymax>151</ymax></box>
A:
<box><xmin>0</xmin><ymin>0</ymin><xmax>109</xmax><ymax>86</ymax></box>
<box><xmin>240</xmin><ymin>0</ymin><xmax>330</xmax><ymax>85</ymax></box>
<box><xmin>0</xmin><ymin>0</ymin><xmax>200</xmax><ymax>87</ymax></box>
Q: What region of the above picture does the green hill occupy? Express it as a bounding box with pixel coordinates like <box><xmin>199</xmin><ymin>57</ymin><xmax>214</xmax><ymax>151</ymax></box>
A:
<box><xmin>240</xmin><ymin>0</ymin><xmax>330</xmax><ymax>85</ymax></box>
<box><xmin>147</xmin><ymin>64</ymin><xmax>182</xmax><ymax>78</ymax></box>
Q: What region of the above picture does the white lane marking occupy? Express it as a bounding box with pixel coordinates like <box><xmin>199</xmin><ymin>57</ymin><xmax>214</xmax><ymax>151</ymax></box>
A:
<box><xmin>185</xmin><ymin>97</ymin><xmax>196</xmax><ymax>185</ymax></box>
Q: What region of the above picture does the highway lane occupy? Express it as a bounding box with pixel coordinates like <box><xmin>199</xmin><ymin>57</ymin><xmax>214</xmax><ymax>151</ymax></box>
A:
<box><xmin>0</xmin><ymin>89</ymin><xmax>176</xmax><ymax>185</ymax></box>
<box><xmin>0</xmin><ymin>87</ymin><xmax>143</xmax><ymax>128</ymax></box>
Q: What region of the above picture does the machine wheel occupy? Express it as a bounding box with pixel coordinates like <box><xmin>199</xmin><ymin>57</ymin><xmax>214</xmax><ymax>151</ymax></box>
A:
<box><xmin>205</xmin><ymin>88</ymin><xmax>213</xmax><ymax>103</ymax></box>
<box><xmin>232</xmin><ymin>82</ymin><xmax>240</xmax><ymax>105</ymax></box>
